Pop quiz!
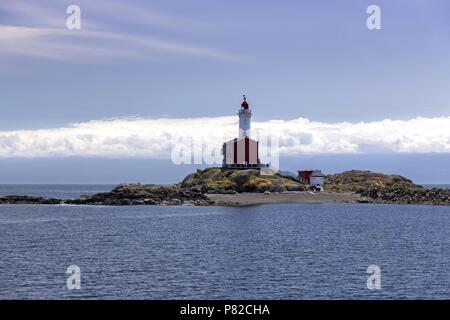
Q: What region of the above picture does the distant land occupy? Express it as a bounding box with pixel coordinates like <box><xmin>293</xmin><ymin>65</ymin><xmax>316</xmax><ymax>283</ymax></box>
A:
<box><xmin>0</xmin><ymin>169</ymin><xmax>448</xmax><ymax>207</ymax></box>
<box><xmin>0</xmin><ymin>154</ymin><xmax>450</xmax><ymax>184</ymax></box>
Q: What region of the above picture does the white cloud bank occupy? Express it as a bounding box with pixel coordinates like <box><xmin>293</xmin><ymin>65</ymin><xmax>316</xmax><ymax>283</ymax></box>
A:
<box><xmin>0</xmin><ymin>116</ymin><xmax>449</xmax><ymax>158</ymax></box>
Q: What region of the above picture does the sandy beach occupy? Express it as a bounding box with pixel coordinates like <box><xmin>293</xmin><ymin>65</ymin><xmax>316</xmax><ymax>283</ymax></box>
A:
<box><xmin>207</xmin><ymin>191</ymin><xmax>363</xmax><ymax>206</ymax></box>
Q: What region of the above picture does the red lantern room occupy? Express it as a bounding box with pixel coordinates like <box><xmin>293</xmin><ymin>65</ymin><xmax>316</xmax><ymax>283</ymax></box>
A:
<box><xmin>241</xmin><ymin>95</ymin><xmax>249</xmax><ymax>109</ymax></box>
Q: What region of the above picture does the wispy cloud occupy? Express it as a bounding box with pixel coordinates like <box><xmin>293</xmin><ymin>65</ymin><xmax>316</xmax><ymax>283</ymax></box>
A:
<box><xmin>0</xmin><ymin>0</ymin><xmax>243</xmax><ymax>62</ymax></box>
<box><xmin>85</xmin><ymin>1</ymin><xmax>202</xmax><ymax>31</ymax></box>
<box><xmin>0</xmin><ymin>116</ymin><xmax>449</xmax><ymax>158</ymax></box>
<box><xmin>0</xmin><ymin>25</ymin><xmax>242</xmax><ymax>62</ymax></box>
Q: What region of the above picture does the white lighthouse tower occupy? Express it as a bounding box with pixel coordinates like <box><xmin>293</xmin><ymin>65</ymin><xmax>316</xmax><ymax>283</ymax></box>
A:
<box><xmin>238</xmin><ymin>95</ymin><xmax>252</xmax><ymax>138</ymax></box>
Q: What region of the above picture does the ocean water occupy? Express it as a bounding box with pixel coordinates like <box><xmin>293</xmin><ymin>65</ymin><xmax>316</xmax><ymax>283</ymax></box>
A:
<box><xmin>0</xmin><ymin>185</ymin><xmax>449</xmax><ymax>300</ymax></box>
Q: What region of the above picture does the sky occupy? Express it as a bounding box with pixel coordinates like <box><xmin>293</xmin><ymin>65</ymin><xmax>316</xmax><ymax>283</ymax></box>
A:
<box><xmin>0</xmin><ymin>0</ymin><xmax>449</xmax><ymax>183</ymax></box>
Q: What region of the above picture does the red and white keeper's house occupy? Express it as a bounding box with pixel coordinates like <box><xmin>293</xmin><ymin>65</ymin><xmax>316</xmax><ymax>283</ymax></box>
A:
<box><xmin>222</xmin><ymin>96</ymin><xmax>267</xmax><ymax>168</ymax></box>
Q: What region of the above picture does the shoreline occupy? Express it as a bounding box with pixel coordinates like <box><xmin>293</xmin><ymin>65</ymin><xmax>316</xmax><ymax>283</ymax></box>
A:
<box><xmin>207</xmin><ymin>191</ymin><xmax>363</xmax><ymax>206</ymax></box>
<box><xmin>0</xmin><ymin>191</ymin><xmax>448</xmax><ymax>207</ymax></box>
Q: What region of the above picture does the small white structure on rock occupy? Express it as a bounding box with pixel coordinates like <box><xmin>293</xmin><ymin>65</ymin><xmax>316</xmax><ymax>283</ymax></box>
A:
<box><xmin>298</xmin><ymin>169</ymin><xmax>325</xmax><ymax>187</ymax></box>
<box><xmin>310</xmin><ymin>170</ymin><xmax>325</xmax><ymax>187</ymax></box>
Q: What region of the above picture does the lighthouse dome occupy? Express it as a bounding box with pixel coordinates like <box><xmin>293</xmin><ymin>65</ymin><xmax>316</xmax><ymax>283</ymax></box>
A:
<box><xmin>241</xmin><ymin>95</ymin><xmax>249</xmax><ymax>109</ymax></box>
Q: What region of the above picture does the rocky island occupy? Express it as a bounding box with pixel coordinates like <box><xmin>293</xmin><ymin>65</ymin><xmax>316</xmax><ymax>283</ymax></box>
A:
<box><xmin>0</xmin><ymin>168</ymin><xmax>448</xmax><ymax>206</ymax></box>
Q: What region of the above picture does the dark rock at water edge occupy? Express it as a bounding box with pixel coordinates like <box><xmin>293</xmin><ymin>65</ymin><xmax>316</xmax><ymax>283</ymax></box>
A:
<box><xmin>357</xmin><ymin>187</ymin><xmax>450</xmax><ymax>206</ymax></box>
<box><xmin>325</xmin><ymin>170</ymin><xmax>449</xmax><ymax>205</ymax></box>
<box><xmin>66</xmin><ymin>183</ymin><xmax>214</xmax><ymax>206</ymax></box>
<box><xmin>0</xmin><ymin>184</ymin><xmax>214</xmax><ymax>206</ymax></box>
<box><xmin>0</xmin><ymin>195</ymin><xmax>64</xmax><ymax>205</ymax></box>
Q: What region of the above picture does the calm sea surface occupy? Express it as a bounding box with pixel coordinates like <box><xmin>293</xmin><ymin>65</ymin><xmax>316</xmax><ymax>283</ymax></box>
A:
<box><xmin>0</xmin><ymin>185</ymin><xmax>449</xmax><ymax>299</ymax></box>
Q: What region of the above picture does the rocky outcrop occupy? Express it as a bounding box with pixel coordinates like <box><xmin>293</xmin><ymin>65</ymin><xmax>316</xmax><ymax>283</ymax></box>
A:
<box><xmin>325</xmin><ymin>170</ymin><xmax>421</xmax><ymax>192</ymax></box>
<box><xmin>182</xmin><ymin>168</ymin><xmax>306</xmax><ymax>193</ymax></box>
<box><xmin>66</xmin><ymin>183</ymin><xmax>213</xmax><ymax>206</ymax></box>
<box><xmin>357</xmin><ymin>187</ymin><xmax>450</xmax><ymax>206</ymax></box>
<box><xmin>325</xmin><ymin>170</ymin><xmax>449</xmax><ymax>205</ymax></box>
<box><xmin>0</xmin><ymin>184</ymin><xmax>214</xmax><ymax>206</ymax></box>
<box><xmin>0</xmin><ymin>195</ymin><xmax>64</xmax><ymax>205</ymax></box>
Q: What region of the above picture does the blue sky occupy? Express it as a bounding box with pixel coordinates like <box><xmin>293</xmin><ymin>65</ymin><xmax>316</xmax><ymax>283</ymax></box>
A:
<box><xmin>0</xmin><ymin>0</ymin><xmax>449</xmax><ymax>183</ymax></box>
<box><xmin>2</xmin><ymin>0</ymin><xmax>450</xmax><ymax>127</ymax></box>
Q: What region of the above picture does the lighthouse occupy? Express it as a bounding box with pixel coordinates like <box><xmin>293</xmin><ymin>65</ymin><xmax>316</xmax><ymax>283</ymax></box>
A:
<box><xmin>222</xmin><ymin>95</ymin><xmax>268</xmax><ymax>169</ymax></box>
<box><xmin>238</xmin><ymin>95</ymin><xmax>252</xmax><ymax>138</ymax></box>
